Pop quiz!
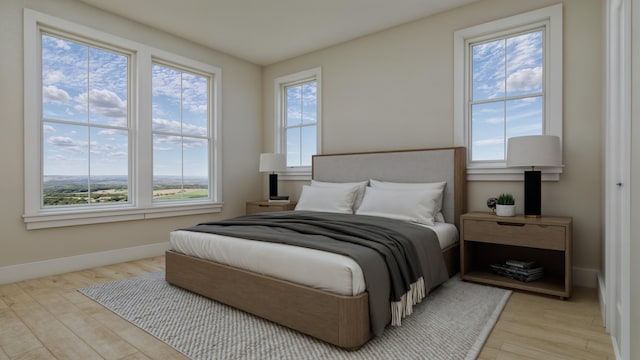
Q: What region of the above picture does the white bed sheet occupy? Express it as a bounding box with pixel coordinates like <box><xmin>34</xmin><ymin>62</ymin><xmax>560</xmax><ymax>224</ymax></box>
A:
<box><xmin>169</xmin><ymin>221</ymin><xmax>458</xmax><ymax>297</ymax></box>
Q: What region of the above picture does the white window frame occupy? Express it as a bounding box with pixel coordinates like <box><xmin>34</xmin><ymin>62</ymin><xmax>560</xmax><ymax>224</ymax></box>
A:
<box><xmin>454</xmin><ymin>4</ymin><xmax>563</xmax><ymax>181</ymax></box>
<box><xmin>23</xmin><ymin>9</ymin><xmax>222</xmax><ymax>229</ymax></box>
<box><xmin>274</xmin><ymin>68</ymin><xmax>322</xmax><ymax>181</ymax></box>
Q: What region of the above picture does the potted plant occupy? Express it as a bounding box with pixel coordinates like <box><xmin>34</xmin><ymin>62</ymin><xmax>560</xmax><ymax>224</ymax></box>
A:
<box><xmin>495</xmin><ymin>193</ymin><xmax>516</xmax><ymax>217</ymax></box>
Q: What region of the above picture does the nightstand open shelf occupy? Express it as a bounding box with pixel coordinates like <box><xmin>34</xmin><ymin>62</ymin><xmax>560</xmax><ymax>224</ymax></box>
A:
<box><xmin>460</xmin><ymin>212</ymin><xmax>572</xmax><ymax>299</ymax></box>
<box><xmin>463</xmin><ymin>270</ymin><xmax>566</xmax><ymax>296</ymax></box>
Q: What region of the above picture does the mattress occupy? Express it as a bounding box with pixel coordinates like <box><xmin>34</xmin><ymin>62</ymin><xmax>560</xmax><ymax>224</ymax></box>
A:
<box><xmin>169</xmin><ymin>221</ymin><xmax>458</xmax><ymax>297</ymax></box>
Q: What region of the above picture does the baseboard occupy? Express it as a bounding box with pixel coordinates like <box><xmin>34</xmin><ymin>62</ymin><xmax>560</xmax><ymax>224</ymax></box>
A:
<box><xmin>0</xmin><ymin>242</ymin><xmax>171</xmax><ymax>285</ymax></box>
<box><xmin>573</xmin><ymin>266</ymin><xmax>598</xmax><ymax>288</ymax></box>
<box><xmin>611</xmin><ymin>335</ymin><xmax>623</xmax><ymax>360</ymax></box>
<box><xmin>598</xmin><ymin>273</ymin><xmax>623</xmax><ymax>360</ymax></box>
<box><xmin>598</xmin><ymin>272</ymin><xmax>607</xmax><ymax>323</ymax></box>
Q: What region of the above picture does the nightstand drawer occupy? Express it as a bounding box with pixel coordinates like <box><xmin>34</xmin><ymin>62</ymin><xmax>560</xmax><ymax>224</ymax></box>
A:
<box><xmin>246</xmin><ymin>201</ymin><xmax>297</xmax><ymax>215</ymax></box>
<box><xmin>247</xmin><ymin>204</ymin><xmax>285</xmax><ymax>214</ymax></box>
<box><xmin>463</xmin><ymin>219</ymin><xmax>565</xmax><ymax>250</ymax></box>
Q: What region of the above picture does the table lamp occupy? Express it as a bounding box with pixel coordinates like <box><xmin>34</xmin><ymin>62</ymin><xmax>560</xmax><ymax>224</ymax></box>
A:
<box><xmin>506</xmin><ymin>135</ymin><xmax>562</xmax><ymax>217</ymax></box>
<box><xmin>259</xmin><ymin>153</ymin><xmax>286</xmax><ymax>200</ymax></box>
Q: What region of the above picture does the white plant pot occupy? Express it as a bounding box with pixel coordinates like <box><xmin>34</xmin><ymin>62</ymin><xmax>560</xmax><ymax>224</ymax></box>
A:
<box><xmin>495</xmin><ymin>204</ymin><xmax>516</xmax><ymax>217</ymax></box>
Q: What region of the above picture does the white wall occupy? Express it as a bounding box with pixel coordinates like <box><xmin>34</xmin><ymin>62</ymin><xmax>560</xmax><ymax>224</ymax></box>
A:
<box><xmin>263</xmin><ymin>0</ymin><xmax>604</xmax><ymax>284</ymax></box>
<box><xmin>0</xmin><ymin>0</ymin><xmax>263</xmax><ymax>274</ymax></box>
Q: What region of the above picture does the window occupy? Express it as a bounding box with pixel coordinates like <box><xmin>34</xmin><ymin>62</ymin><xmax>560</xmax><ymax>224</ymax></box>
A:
<box><xmin>24</xmin><ymin>9</ymin><xmax>222</xmax><ymax>229</ymax></box>
<box><xmin>152</xmin><ymin>62</ymin><xmax>211</xmax><ymax>202</ymax></box>
<box><xmin>454</xmin><ymin>5</ymin><xmax>563</xmax><ymax>180</ymax></box>
<box><xmin>274</xmin><ymin>68</ymin><xmax>321</xmax><ymax>180</ymax></box>
<box><xmin>470</xmin><ymin>29</ymin><xmax>544</xmax><ymax>161</ymax></box>
<box><xmin>41</xmin><ymin>33</ymin><xmax>130</xmax><ymax>207</ymax></box>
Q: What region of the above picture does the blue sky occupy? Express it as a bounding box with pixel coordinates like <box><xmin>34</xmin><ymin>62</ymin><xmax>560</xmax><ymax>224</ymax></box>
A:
<box><xmin>151</xmin><ymin>63</ymin><xmax>209</xmax><ymax>179</ymax></box>
<box><xmin>470</xmin><ymin>30</ymin><xmax>544</xmax><ymax>161</ymax></box>
<box><xmin>286</xmin><ymin>81</ymin><xmax>317</xmax><ymax>167</ymax></box>
<box><xmin>41</xmin><ymin>34</ymin><xmax>209</xmax><ymax>180</ymax></box>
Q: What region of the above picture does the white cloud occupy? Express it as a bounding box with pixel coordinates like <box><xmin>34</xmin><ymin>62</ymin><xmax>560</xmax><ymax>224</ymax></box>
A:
<box><xmin>153</xmin><ymin>132</ymin><xmax>206</xmax><ymax>149</ymax></box>
<box><xmin>182</xmin><ymin>137</ymin><xmax>206</xmax><ymax>149</ymax></box>
<box><xmin>48</xmin><ymin>136</ymin><xmax>76</xmax><ymax>147</ymax></box>
<box><xmin>152</xmin><ymin>118</ymin><xmax>207</xmax><ymax>136</ymax></box>
<box><xmin>152</xmin><ymin>65</ymin><xmax>182</xmax><ymax>99</ymax></box>
<box><xmin>509</xmin><ymin>123</ymin><xmax>542</xmax><ymax>135</ymax></box>
<box><xmin>484</xmin><ymin>117</ymin><xmax>505</xmax><ymax>125</ymax></box>
<box><xmin>507</xmin><ymin>31</ymin><xmax>543</xmax><ymax>71</ymax></box>
<box><xmin>189</xmin><ymin>104</ymin><xmax>208</xmax><ymax>113</ymax></box>
<box><xmin>152</xmin><ymin>118</ymin><xmax>182</xmax><ymax>133</ymax></box>
<box><xmin>54</xmin><ymin>38</ymin><xmax>71</xmax><ymax>50</ymax></box>
<box><xmin>74</xmin><ymin>89</ymin><xmax>127</xmax><ymax>125</ymax></box>
<box><xmin>506</xmin><ymin>67</ymin><xmax>542</xmax><ymax>93</ymax></box>
<box><xmin>97</xmin><ymin>129</ymin><xmax>125</xmax><ymax>136</ymax></box>
<box><xmin>153</xmin><ymin>64</ymin><xmax>209</xmax><ymax>115</ymax></box>
<box><xmin>43</xmin><ymin>85</ymin><xmax>71</xmax><ymax>103</ymax></box>
<box><xmin>473</xmin><ymin>137</ymin><xmax>503</xmax><ymax>146</ymax></box>
<box><xmin>43</xmin><ymin>35</ymin><xmax>128</xmax><ymax>111</ymax></box>
<box><xmin>43</xmin><ymin>124</ymin><xmax>56</xmax><ymax>133</ymax></box>
<box><xmin>507</xmin><ymin>109</ymin><xmax>542</xmax><ymax>122</ymax></box>
<box><xmin>43</xmin><ymin>70</ymin><xmax>66</xmax><ymax>86</ymax></box>
<box><xmin>472</xmin><ymin>30</ymin><xmax>543</xmax><ymax>100</ymax></box>
<box><xmin>48</xmin><ymin>136</ymin><xmax>87</xmax><ymax>153</ymax></box>
<box><xmin>90</xmin><ymin>89</ymin><xmax>126</xmax><ymax>117</ymax></box>
<box><xmin>109</xmin><ymin>151</ymin><xmax>127</xmax><ymax>158</ymax></box>
<box><xmin>48</xmin><ymin>154</ymin><xmax>68</xmax><ymax>161</ymax></box>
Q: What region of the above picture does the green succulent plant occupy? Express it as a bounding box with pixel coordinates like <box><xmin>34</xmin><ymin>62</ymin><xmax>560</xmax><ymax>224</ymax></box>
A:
<box><xmin>496</xmin><ymin>193</ymin><xmax>515</xmax><ymax>205</ymax></box>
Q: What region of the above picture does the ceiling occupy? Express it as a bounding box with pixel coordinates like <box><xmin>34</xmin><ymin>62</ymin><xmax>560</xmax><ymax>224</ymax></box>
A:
<box><xmin>78</xmin><ymin>0</ymin><xmax>478</xmax><ymax>65</ymax></box>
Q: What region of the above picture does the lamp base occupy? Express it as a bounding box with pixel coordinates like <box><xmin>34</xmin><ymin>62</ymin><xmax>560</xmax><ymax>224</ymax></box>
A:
<box><xmin>524</xmin><ymin>170</ymin><xmax>541</xmax><ymax>217</ymax></box>
<box><xmin>268</xmin><ymin>173</ymin><xmax>278</xmax><ymax>199</ymax></box>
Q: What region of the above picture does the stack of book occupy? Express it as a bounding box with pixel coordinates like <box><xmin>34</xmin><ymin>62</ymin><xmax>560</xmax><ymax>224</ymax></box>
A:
<box><xmin>490</xmin><ymin>259</ymin><xmax>544</xmax><ymax>282</ymax></box>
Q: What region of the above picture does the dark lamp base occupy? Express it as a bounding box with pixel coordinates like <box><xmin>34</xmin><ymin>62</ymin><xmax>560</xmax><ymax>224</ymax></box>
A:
<box><xmin>268</xmin><ymin>173</ymin><xmax>278</xmax><ymax>198</ymax></box>
<box><xmin>524</xmin><ymin>170</ymin><xmax>541</xmax><ymax>217</ymax></box>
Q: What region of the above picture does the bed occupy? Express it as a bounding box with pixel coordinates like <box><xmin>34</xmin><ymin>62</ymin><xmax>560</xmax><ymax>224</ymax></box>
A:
<box><xmin>165</xmin><ymin>147</ymin><xmax>467</xmax><ymax>349</ymax></box>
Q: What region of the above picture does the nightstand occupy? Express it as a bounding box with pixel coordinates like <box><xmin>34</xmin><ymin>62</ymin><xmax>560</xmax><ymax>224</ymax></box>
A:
<box><xmin>460</xmin><ymin>212</ymin><xmax>572</xmax><ymax>299</ymax></box>
<box><xmin>245</xmin><ymin>200</ymin><xmax>297</xmax><ymax>215</ymax></box>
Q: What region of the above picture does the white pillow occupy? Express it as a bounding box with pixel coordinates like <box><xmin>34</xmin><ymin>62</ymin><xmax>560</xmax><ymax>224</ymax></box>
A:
<box><xmin>370</xmin><ymin>179</ymin><xmax>447</xmax><ymax>222</ymax></box>
<box><xmin>355</xmin><ymin>187</ymin><xmax>441</xmax><ymax>226</ymax></box>
<box><xmin>311</xmin><ymin>180</ymin><xmax>368</xmax><ymax>210</ymax></box>
<box><xmin>295</xmin><ymin>185</ymin><xmax>359</xmax><ymax>214</ymax></box>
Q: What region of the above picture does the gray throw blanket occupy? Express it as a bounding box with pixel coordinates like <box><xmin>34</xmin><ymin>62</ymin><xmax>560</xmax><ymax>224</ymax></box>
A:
<box><xmin>182</xmin><ymin>211</ymin><xmax>449</xmax><ymax>336</ymax></box>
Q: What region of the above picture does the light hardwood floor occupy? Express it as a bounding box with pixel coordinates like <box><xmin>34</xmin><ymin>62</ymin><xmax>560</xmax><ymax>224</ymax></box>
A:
<box><xmin>0</xmin><ymin>256</ymin><xmax>614</xmax><ymax>359</ymax></box>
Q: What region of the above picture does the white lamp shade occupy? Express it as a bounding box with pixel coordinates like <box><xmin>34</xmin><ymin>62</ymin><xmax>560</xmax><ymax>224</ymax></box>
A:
<box><xmin>259</xmin><ymin>153</ymin><xmax>286</xmax><ymax>172</ymax></box>
<box><xmin>506</xmin><ymin>135</ymin><xmax>562</xmax><ymax>168</ymax></box>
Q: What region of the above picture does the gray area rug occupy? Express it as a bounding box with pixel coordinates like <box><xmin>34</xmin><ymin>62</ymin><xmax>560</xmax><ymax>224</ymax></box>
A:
<box><xmin>79</xmin><ymin>272</ymin><xmax>510</xmax><ymax>360</ymax></box>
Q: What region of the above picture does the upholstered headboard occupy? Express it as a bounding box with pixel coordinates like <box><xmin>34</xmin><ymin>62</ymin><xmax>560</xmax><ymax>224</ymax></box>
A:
<box><xmin>312</xmin><ymin>147</ymin><xmax>467</xmax><ymax>229</ymax></box>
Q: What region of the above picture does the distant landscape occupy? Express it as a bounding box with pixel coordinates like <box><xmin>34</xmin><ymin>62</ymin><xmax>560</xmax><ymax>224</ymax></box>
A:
<box><xmin>43</xmin><ymin>175</ymin><xmax>208</xmax><ymax>206</ymax></box>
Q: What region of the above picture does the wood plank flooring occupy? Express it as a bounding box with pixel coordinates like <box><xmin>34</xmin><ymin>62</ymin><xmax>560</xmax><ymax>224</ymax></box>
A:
<box><xmin>0</xmin><ymin>256</ymin><xmax>614</xmax><ymax>359</ymax></box>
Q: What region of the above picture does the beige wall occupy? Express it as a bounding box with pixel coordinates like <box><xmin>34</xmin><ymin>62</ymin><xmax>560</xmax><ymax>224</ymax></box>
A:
<box><xmin>263</xmin><ymin>0</ymin><xmax>604</xmax><ymax>276</ymax></box>
<box><xmin>0</xmin><ymin>0</ymin><xmax>608</xmax><ymax>294</ymax></box>
<box><xmin>0</xmin><ymin>0</ymin><xmax>263</xmax><ymax>268</ymax></box>
<box><xmin>631</xmin><ymin>0</ymin><xmax>639</xmax><ymax>356</ymax></box>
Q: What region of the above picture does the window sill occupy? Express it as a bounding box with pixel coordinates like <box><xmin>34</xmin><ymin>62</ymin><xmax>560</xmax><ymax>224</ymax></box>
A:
<box><xmin>467</xmin><ymin>166</ymin><xmax>563</xmax><ymax>181</ymax></box>
<box><xmin>279</xmin><ymin>169</ymin><xmax>312</xmax><ymax>181</ymax></box>
<box><xmin>23</xmin><ymin>202</ymin><xmax>223</xmax><ymax>230</ymax></box>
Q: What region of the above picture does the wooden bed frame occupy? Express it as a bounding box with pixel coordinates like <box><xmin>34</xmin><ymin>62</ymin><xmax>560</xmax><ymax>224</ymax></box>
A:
<box><xmin>166</xmin><ymin>147</ymin><xmax>467</xmax><ymax>350</ymax></box>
